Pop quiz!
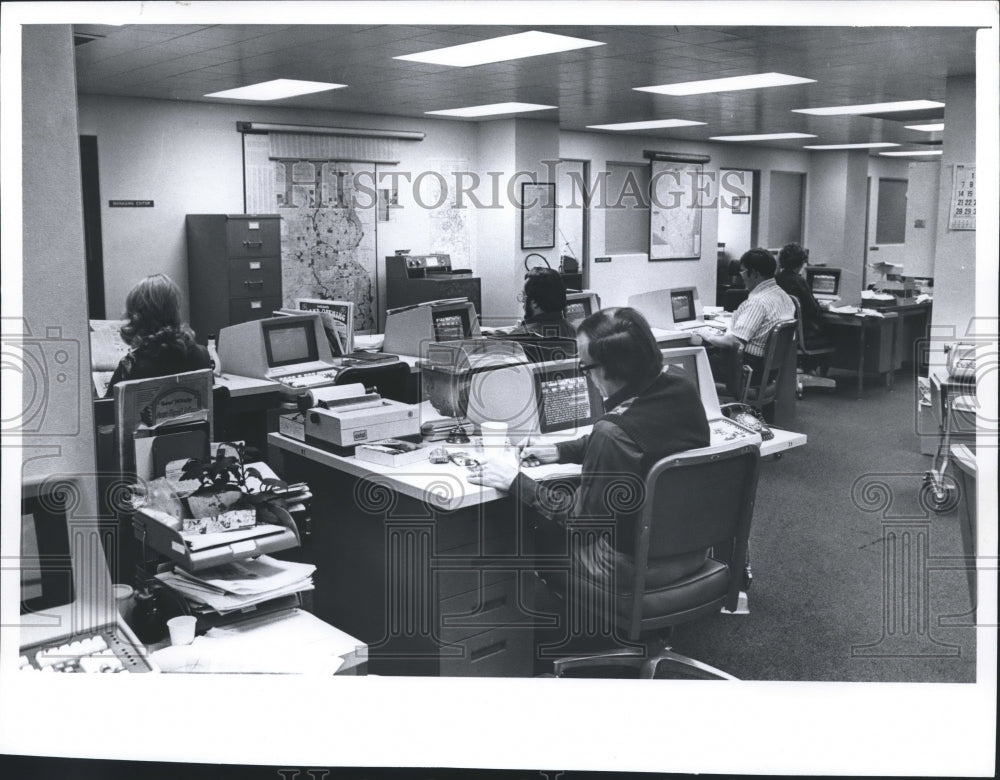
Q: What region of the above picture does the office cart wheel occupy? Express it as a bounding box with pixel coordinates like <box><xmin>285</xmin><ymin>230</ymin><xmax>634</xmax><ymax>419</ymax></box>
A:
<box><xmin>920</xmin><ymin>473</ymin><xmax>959</xmax><ymax>514</ymax></box>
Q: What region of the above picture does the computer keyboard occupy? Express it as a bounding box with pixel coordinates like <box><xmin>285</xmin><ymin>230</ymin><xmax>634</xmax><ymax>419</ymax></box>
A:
<box><xmin>20</xmin><ymin>625</ymin><xmax>155</xmax><ymax>673</ymax></box>
<box><xmin>690</xmin><ymin>324</ymin><xmax>727</xmax><ymax>339</ymax></box>
<box><xmin>280</xmin><ymin>369</ymin><xmax>340</xmax><ymax>389</ymax></box>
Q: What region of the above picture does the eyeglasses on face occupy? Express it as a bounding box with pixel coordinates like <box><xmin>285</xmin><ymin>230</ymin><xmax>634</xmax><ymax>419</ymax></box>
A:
<box><xmin>516</xmin><ymin>291</ymin><xmax>528</xmax><ymax>303</ymax></box>
<box><xmin>578</xmin><ymin>361</ymin><xmax>600</xmax><ymax>374</ymax></box>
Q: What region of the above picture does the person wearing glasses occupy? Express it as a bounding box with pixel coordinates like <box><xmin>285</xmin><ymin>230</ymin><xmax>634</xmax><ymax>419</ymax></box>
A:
<box><xmin>694</xmin><ymin>247</ymin><xmax>795</xmax><ymax>381</ymax></box>
<box><xmin>507</xmin><ymin>267</ymin><xmax>577</xmax><ymax>339</ymax></box>
<box><xmin>469</xmin><ymin>307</ymin><xmax>711</xmax><ymax>596</ymax></box>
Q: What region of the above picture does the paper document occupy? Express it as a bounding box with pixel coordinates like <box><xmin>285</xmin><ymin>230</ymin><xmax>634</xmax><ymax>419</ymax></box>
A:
<box><xmin>172</xmin><ymin>555</ymin><xmax>316</xmax><ymax>595</ymax></box>
<box><xmin>182</xmin><ymin>523</ymin><xmax>287</xmax><ymax>552</ymax></box>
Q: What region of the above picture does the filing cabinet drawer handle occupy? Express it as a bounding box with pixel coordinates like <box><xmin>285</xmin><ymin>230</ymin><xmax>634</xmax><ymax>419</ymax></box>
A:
<box><xmin>470</xmin><ymin>639</ymin><xmax>506</xmax><ymax>663</ymax></box>
<box><xmin>242</xmin><ymin>240</ymin><xmax>264</xmax><ymax>249</ymax></box>
<box><xmin>243</xmin><ymin>279</ymin><xmax>265</xmax><ymax>289</ymax></box>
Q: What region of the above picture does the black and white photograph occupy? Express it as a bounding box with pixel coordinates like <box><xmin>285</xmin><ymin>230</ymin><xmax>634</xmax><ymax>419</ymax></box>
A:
<box><xmin>1</xmin><ymin>1</ymin><xmax>997</xmax><ymax>777</ymax></box>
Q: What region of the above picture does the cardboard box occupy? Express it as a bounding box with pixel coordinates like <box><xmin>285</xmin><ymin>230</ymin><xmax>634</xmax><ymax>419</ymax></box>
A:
<box><xmin>279</xmin><ymin>412</ymin><xmax>306</xmax><ymax>441</ymax></box>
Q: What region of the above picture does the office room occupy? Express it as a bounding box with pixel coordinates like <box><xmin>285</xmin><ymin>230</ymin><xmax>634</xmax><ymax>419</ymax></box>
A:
<box><xmin>2</xmin><ymin>1</ymin><xmax>997</xmax><ymax>776</ymax></box>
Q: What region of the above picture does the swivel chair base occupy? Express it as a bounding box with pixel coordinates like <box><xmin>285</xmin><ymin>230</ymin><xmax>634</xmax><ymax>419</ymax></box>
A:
<box><xmin>796</xmin><ymin>369</ymin><xmax>836</xmax><ymax>398</ymax></box>
<box><xmin>551</xmin><ymin>638</ymin><xmax>738</xmax><ymax>680</ymax></box>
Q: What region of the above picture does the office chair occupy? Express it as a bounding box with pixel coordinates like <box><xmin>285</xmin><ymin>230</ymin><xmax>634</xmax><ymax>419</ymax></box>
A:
<box><xmin>790</xmin><ymin>298</ymin><xmax>836</xmax><ymax>397</ymax></box>
<box><xmin>714</xmin><ymin>341</ymin><xmax>752</xmax><ymax>405</ymax></box>
<box><xmin>542</xmin><ymin>440</ymin><xmax>760</xmax><ymax>679</ymax></box>
<box><xmin>733</xmin><ymin>319</ymin><xmax>797</xmax><ymax>423</ymax></box>
<box><xmin>335</xmin><ymin>360</ymin><xmax>411</xmax><ymax>402</ymax></box>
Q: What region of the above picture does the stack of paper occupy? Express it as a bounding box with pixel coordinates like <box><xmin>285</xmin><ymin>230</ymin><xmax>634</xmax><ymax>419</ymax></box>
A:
<box><xmin>156</xmin><ymin>555</ymin><xmax>316</xmax><ymax>615</ymax></box>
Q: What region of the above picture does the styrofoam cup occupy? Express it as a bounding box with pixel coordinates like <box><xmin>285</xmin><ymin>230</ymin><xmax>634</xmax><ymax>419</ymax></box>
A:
<box><xmin>166</xmin><ymin>615</ymin><xmax>197</xmax><ymax>646</ymax></box>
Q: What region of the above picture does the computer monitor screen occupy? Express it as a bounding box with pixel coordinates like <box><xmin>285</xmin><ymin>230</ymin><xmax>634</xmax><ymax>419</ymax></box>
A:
<box><xmin>807</xmin><ymin>267</ymin><xmax>842</xmax><ymax>296</ymax></box>
<box><xmin>262</xmin><ymin>319</ymin><xmax>319</xmax><ymax>367</ymax></box>
<box><xmin>660</xmin><ymin>346</ymin><xmax>721</xmax><ymax>418</ymax></box>
<box><xmin>533</xmin><ymin>361</ymin><xmax>604</xmax><ymax>435</ymax></box>
<box><xmin>670</xmin><ymin>289</ymin><xmax>697</xmax><ymax>324</ymax></box>
<box><xmin>21</xmin><ymin>488</ymin><xmax>74</xmax><ymax>615</ymax></box>
<box><xmin>564</xmin><ymin>292</ymin><xmax>598</xmax><ymax>328</ymax></box>
<box><xmin>432</xmin><ymin>308</ymin><xmax>471</xmax><ymax>341</ymax></box>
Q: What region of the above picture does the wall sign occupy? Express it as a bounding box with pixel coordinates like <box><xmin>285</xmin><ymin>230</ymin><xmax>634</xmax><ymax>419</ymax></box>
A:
<box><xmin>948</xmin><ymin>164</ymin><xmax>975</xmax><ymax>230</ymax></box>
<box><xmin>109</xmin><ymin>200</ymin><xmax>154</xmax><ymax>207</ymax></box>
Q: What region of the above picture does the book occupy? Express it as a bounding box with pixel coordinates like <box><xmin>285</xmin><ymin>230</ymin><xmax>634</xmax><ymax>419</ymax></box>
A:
<box><xmin>354</xmin><ymin>438</ymin><xmax>432</xmax><ymax>467</ymax></box>
<box><xmin>296</xmin><ymin>298</ymin><xmax>354</xmax><ymax>356</ymax></box>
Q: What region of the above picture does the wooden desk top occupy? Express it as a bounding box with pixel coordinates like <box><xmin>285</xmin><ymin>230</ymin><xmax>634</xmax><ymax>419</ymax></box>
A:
<box><xmin>269</xmin><ymin>424</ymin><xmax>806</xmax><ymax>512</ymax></box>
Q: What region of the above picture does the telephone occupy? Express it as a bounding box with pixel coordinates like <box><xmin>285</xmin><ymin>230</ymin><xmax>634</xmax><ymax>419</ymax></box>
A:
<box><xmin>720</xmin><ymin>403</ymin><xmax>774</xmax><ymax>441</ymax></box>
<box><xmin>946</xmin><ymin>342</ymin><xmax>976</xmax><ymax>384</ymax></box>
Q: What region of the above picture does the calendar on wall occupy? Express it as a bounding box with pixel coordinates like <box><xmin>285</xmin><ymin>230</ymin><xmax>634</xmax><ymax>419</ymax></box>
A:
<box><xmin>948</xmin><ymin>164</ymin><xmax>976</xmax><ymax>230</ymax></box>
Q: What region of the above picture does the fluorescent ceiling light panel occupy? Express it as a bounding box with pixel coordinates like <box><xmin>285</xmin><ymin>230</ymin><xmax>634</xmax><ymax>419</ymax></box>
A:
<box><xmin>879</xmin><ymin>150</ymin><xmax>944</xmax><ymax>156</ymax></box>
<box><xmin>587</xmin><ymin>119</ymin><xmax>706</xmax><ymax>131</ymax></box>
<box><xmin>426</xmin><ymin>102</ymin><xmax>556</xmax><ymax>118</ymax></box>
<box><xmin>905</xmin><ymin>123</ymin><xmax>945</xmax><ymax>132</ymax></box>
<box><xmin>803</xmin><ymin>143</ymin><xmax>899</xmax><ymax>150</ymax></box>
<box><xmin>205</xmin><ymin>79</ymin><xmax>346</xmax><ymax>100</ymax></box>
<box><xmin>636</xmin><ymin>72</ymin><xmax>814</xmax><ymax>96</ymax></box>
<box><xmin>793</xmin><ymin>99</ymin><xmax>944</xmax><ymax>116</ymax></box>
<box><xmin>395</xmin><ymin>31</ymin><xmax>603</xmax><ymax>67</ymax></box>
<box><xmin>711</xmin><ymin>132</ymin><xmax>816</xmax><ymax>141</ymax></box>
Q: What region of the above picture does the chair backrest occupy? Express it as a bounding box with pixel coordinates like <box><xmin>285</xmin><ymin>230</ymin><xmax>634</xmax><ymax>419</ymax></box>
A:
<box><xmin>630</xmin><ymin>440</ymin><xmax>760</xmax><ymax>632</ymax></box>
<box><xmin>745</xmin><ymin>318</ymin><xmax>797</xmax><ymax>407</ymax></box>
<box><xmin>790</xmin><ymin>296</ymin><xmax>807</xmax><ymax>354</ymax></box>
<box><xmin>112</xmin><ymin>368</ymin><xmax>215</xmax><ymax>481</ymax></box>
<box><xmin>335</xmin><ymin>361</ymin><xmax>411</xmax><ymax>402</ymax></box>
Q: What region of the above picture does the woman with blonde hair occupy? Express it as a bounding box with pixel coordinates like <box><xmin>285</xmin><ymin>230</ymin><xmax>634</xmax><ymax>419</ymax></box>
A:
<box><xmin>105</xmin><ymin>273</ymin><xmax>211</xmax><ymax>396</ymax></box>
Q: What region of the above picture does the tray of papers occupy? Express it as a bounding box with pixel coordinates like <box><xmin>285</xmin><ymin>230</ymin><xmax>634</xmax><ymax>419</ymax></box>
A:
<box><xmin>133</xmin><ymin>501</ymin><xmax>300</xmax><ymax>572</ymax></box>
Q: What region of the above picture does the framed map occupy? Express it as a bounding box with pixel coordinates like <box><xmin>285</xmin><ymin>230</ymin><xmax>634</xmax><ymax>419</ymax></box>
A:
<box><xmin>521</xmin><ymin>182</ymin><xmax>556</xmax><ymax>249</ymax></box>
<box><xmin>649</xmin><ymin>160</ymin><xmax>704</xmax><ymax>260</ymax></box>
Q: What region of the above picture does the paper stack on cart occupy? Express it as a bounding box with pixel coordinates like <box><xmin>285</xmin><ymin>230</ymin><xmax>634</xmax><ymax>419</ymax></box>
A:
<box><xmin>156</xmin><ymin>555</ymin><xmax>315</xmax><ymax>615</ymax></box>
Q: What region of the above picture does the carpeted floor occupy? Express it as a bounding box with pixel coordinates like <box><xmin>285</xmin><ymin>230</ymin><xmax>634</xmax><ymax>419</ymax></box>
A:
<box><xmin>667</xmin><ymin>370</ymin><xmax>977</xmax><ymax>682</ymax></box>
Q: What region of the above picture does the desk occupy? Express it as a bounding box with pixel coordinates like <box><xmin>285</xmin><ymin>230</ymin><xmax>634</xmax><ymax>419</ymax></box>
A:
<box><xmin>267</xmin><ymin>423</ymin><xmax>806</xmax><ymax>676</ymax></box>
<box><xmin>866</xmin><ymin>299</ymin><xmax>933</xmax><ymax>371</ymax></box>
<box><xmin>822</xmin><ymin>310</ymin><xmax>899</xmax><ymax>398</ymax></box>
<box><xmin>148</xmin><ymin>607</ymin><xmax>367</xmax><ymax>674</ymax></box>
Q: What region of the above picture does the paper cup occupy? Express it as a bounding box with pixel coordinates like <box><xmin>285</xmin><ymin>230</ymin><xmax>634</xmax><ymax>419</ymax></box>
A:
<box><xmin>113</xmin><ymin>584</ymin><xmax>134</xmax><ymax>622</ymax></box>
<box><xmin>479</xmin><ymin>421</ymin><xmax>509</xmax><ymax>453</ymax></box>
<box><xmin>166</xmin><ymin>615</ymin><xmax>197</xmax><ymax>646</ymax></box>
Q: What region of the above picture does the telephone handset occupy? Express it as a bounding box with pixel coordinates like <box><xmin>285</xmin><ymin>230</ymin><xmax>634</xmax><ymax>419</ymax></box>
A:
<box><xmin>720</xmin><ymin>403</ymin><xmax>774</xmax><ymax>441</ymax></box>
<box><xmin>946</xmin><ymin>343</ymin><xmax>976</xmax><ymax>385</ymax></box>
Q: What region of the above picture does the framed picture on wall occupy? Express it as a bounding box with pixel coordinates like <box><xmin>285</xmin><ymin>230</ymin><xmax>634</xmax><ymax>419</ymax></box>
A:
<box><xmin>732</xmin><ymin>195</ymin><xmax>751</xmax><ymax>214</ymax></box>
<box><xmin>521</xmin><ymin>182</ymin><xmax>556</xmax><ymax>249</ymax></box>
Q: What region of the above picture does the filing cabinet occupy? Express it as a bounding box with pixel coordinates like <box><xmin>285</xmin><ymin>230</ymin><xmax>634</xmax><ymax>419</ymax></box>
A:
<box><xmin>185</xmin><ymin>214</ymin><xmax>283</xmax><ymax>343</ymax></box>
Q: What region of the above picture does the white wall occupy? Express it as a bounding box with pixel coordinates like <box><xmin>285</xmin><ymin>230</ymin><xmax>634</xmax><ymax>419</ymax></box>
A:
<box><xmin>929</xmin><ymin>75</ymin><xmax>978</xmax><ymax>372</ymax></box>
<box><xmin>77</xmin><ymin>95</ymin><xmax>479</xmax><ymax>323</ymax></box>
<box><xmin>901</xmin><ymin>160</ymin><xmax>941</xmax><ymax>278</ymax></box>
<box><xmin>558</xmin><ymin>130</ymin><xmax>811</xmax><ymax>308</ymax></box>
<box><xmin>717</xmin><ymin>170</ymin><xmax>754</xmax><ymax>260</ymax></box>
<box><xmin>865</xmin><ymin>156</ymin><xmax>912</xmax><ymax>272</ymax></box>
<box><xmin>19</xmin><ymin>26</ymin><xmax>97</xmax><ymax>494</ymax></box>
<box><xmin>805</xmin><ymin>150</ymin><xmax>869</xmax><ymax>302</ymax></box>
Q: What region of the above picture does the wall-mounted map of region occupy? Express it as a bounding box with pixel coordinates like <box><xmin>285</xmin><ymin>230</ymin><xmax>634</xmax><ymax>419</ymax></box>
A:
<box><xmin>245</xmin><ymin>132</ymin><xmax>377</xmax><ymax>332</ymax></box>
<box><xmin>650</xmin><ymin>161</ymin><xmax>703</xmax><ymax>261</ymax></box>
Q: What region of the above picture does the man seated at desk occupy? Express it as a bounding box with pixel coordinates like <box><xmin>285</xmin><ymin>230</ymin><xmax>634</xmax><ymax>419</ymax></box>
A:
<box><xmin>774</xmin><ymin>243</ymin><xmax>834</xmax><ymax>352</ymax></box>
<box><xmin>505</xmin><ymin>266</ymin><xmax>577</xmax><ymax>339</ymax></box>
<box><xmin>694</xmin><ymin>248</ymin><xmax>795</xmax><ymax>382</ymax></box>
<box><xmin>469</xmin><ymin>307</ymin><xmax>710</xmax><ymax>615</ymax></box>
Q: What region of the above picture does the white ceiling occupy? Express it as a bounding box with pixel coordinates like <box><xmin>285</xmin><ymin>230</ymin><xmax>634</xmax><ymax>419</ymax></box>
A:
<box><xmin>72</xmin><ymin>23</ymin><xmax>979</xmax><ymax>151</ymax></box>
